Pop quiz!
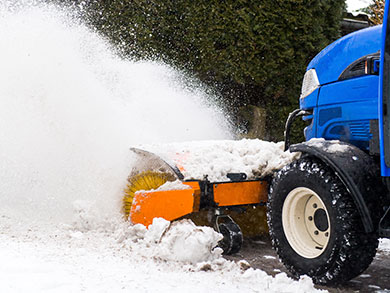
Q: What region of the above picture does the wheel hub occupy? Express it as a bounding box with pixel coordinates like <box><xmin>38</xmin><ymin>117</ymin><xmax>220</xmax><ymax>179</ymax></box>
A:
<box><xmin>314</xmin><ymin>209</ymin><xmax>329</xmax><ymax>232</ymax></box>
<box><xmin>282</xmin><ymin>187</ymin><xmax>331</xmax><ymax>258</ymax></box>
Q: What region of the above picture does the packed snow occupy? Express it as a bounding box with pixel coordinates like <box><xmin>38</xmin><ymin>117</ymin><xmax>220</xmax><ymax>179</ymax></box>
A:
<box><xmin>0</xmin><ymin>2</ymin><xmax>325</xmax><ymax>292</ymax></box>
<box><xmin>156</xmin><ymin>180</ymin><xmax>192</xmax><ymax>191</ymax></box>
<box><xmin>304</xmin><ymin>138</ymin><xmax>352</xmax><ymax>153</ymax></box>
<box><xmin>133</xmin><ymin>180</ymin><xmax>191</xmax><ymax>196</ymax></box>
<box><xmin>379</xmin><ymin>238</ymin><xmax>390</xmax><ymax>255</ymax></box>
<box><xmin>139</xmin><ymin>139</ymin><xmax>299</xmax><ymax>181</ymax></box>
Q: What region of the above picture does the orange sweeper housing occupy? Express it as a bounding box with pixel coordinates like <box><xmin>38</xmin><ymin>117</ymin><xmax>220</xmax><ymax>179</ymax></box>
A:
<box><xmin>123</xmin><ymin>148</ymin><xmax>269</xmax><ymax>255</ymax></box>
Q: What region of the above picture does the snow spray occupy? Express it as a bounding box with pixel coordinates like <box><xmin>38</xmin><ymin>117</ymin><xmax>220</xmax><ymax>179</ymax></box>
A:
<box><xmin>0</xmin><ymin>2</ymin><xmax>232</xmax><ymax>226</ymax></box>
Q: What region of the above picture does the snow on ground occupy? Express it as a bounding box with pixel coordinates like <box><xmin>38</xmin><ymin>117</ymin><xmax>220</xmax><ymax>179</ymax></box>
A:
<box><xmin>139</xmin><ymin>139</ymin><xmax>299</xmax><ymax>181</ymax></box>
<box><xmin>0</xmin><ymin>2</ymin><xmax>323</xmax><ymax>292</ymax></box>
<box><xmin>0</xmin><ymin>216</ymin><xmax>324</xmax><ymax>293</ymax></box>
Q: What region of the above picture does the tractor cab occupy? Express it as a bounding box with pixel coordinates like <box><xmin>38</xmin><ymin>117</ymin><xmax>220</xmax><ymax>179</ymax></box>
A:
<box><xmin>294</xmin><ymin>1</ymin><xmax>390</xmax><ymax>184</ymax></box>
<box><xmin>299</xmin><ymin>25</ymin><xmax>381</xmax><ymax>151</ymax></box>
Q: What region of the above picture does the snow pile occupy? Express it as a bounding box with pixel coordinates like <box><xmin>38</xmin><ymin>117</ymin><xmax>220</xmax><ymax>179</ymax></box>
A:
<box><xmin>140</xmin><ymin>139</ymin><xmax>299</xmax><ymax>181</ymax></box>
<box><xmin>117</xmin><ymin>218</ymin><xmax>223</xmax><ymax>264</ymax></box>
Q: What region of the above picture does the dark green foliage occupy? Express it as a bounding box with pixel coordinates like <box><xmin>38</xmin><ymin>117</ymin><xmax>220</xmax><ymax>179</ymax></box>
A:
<box><xmin>66</xmin><ymin>0</ymin><xmax>345</xmax><ymax>141</ymax></box>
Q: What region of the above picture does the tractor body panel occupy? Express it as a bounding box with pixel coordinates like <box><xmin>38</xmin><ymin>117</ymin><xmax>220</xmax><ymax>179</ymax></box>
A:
<box><xmin>380</xmin><ymin>0</ymin><xmax>390</xmax><ymax>176</ymax></box>
<box><xmin>315</xmin><ymin>75</ymin><xmax>379</xmax><ymax>150</ymax></box>
<box><xmin>307</xmin><ymin>25</ymin><xmax>381</xmax><ymax>85</ymax></box>
<box><xmin>301</xmin><ymin>26</ymin><xmax>381</xmax><ymax>152</ymax></box>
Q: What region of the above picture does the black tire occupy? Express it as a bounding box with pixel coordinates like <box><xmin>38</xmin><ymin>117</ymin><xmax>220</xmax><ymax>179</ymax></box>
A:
<box><xmin>267</xmin><ymin>156</ymin><xmax>379</xmax><ymax>285</ymax></box>
<box><xmin>218</xmin><ymin>221</ymin><xmax>243</xmax><ymax>255</ymax></box>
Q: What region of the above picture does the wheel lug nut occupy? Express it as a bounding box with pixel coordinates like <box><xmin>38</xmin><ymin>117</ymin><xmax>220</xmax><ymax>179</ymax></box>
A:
<box><xmin>314</xmin><ymin>230</ymin><xmax>319</xmax><ymax>235</ymax></box>
<box><xmin>308</xmin><ymin>216</ymin><xmax>313</xmax><ymax>221</ymax></box>
<box><xmin>313</xmin><ymin>203</ymin><xmax>318</xmax><ymax>209</ymax></box>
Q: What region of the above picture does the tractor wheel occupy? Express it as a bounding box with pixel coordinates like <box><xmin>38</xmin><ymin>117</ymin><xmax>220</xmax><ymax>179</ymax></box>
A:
<box><xmin>268</xmin><ymin>156</ymin><xmax>378</xmax><ymax>285</ymax></box>
<box><xmin>218</xmin><ymin>221</ymin><xmax>243</xmax><ymax>255</ymax></box>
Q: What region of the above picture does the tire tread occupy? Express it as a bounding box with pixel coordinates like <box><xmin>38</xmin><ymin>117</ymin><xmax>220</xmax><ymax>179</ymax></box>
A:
<box><xmin>267</xmin><ymin>156</ymin><xmax>379</xmax><ymax>285</ymax></box>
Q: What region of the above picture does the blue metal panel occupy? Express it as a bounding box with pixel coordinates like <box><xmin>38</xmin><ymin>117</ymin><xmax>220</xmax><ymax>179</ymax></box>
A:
<box><xmin>303</xmin><ymin>107</ymin><xmax>317</xmax><ymax>140</ymax></box>
<box><xmin>300</xmin><ymin>88</ymin><xmax>319</xmax><ymax>110</ymax></box>
<box><xmin>308</xmin><ymin>26</ymin><xmax>382</xmax><ymax>86</ymax></box>
<box><xmin>318</xmin><ymin>107</ymin><xmax>342</xmax><ymax>126</ymax></box>
<box><xmin>318</xmin><ymin>75</ymin><xmax>379</xmax><ymax>107</ymax></box>
<box><xmin>303</xmin><ymin>75</ymin><xmax>379</xmax><ymax>150</ymax></box>
<box><xmin>379</xmin><ymin>0</ymin><xmax>390</xmax><ymax>176</ymax></box>
<box><xmin>315</xmin><ymin>100</ymin><xmax>377</xmax><ymax>150</ymax></box>
<box><xmin>300</xmin><ymin>88</ymin><xmax>319</xmax><ymax>141</ymax></box>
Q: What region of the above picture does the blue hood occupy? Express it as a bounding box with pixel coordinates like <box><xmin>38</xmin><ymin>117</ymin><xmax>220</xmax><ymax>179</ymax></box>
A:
<box><xmin>308</xmin><ymin>25</ymin><xmax>382</xmax><ymax>85</ymax></box>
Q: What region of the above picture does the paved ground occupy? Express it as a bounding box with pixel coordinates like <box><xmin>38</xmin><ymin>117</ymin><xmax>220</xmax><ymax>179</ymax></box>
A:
<box><xmin>225</xmin><ymin>235</ymin><xmax>390</xmax><ymax>293</ymax></box>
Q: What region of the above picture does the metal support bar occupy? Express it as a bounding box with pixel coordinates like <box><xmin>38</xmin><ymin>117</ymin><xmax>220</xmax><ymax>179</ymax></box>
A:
<box><xmin>284</xmin><ymin>109</ymin><xmax>311</xmax><ymax>151</ymax></box>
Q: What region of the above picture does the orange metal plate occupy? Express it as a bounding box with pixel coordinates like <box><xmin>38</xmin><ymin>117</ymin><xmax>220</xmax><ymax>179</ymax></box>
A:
<box><xmin>213</xmin><ymin>181</ymin><xmax>268</xmax><ymax>207</ymax></box>
<box><xmin>130</xmin><ymin>184</ymin><xmax>200</xmax><ymax>227</ymax></box>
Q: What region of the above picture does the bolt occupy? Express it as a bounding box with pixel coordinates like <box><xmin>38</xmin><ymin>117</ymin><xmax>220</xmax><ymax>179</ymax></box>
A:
<box><xmin>313</xmin><ymin>203</ymin><xmax>318</xmax><ymax>209</ymax></box>
<box><xmin>308</xmin><ymin>216</ymin><xmax>313</xmax><ymax>221</ymax></box>
<box><xmin>314</xmin><ymin>230</ymin><xmax>319</xmax><ymax>235</ymax></box>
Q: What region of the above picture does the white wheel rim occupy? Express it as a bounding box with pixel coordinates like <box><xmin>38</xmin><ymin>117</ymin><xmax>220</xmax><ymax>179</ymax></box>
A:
<box><xmin>282</xmin><ymin>187</ymin><xmax>331</xmax><ymax>259</ymax></box>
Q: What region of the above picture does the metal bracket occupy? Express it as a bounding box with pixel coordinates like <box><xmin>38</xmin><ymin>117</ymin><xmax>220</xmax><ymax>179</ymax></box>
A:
<box><xmin>214</xmin><ymin>213</ymin><xmax>236</xmax><ymax>233</ymax></box>
<box><xmin>284</xmin><ymin>109</ymin><xmax>311</xmax><ymax>151</ymax></box>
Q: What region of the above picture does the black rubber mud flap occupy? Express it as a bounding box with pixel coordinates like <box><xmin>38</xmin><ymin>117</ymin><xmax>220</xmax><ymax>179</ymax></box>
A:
<box><xmin>290</xmin><ymin>140</ymin><xmax>386</xmax><ymax>233</ymax></box>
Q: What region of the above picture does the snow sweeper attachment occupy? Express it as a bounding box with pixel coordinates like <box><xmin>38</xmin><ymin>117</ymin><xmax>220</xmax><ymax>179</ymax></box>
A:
<box><xmin>124</xmin><ymin>147</ymin><xmax>269</xmax><ymax>254</ymax></box>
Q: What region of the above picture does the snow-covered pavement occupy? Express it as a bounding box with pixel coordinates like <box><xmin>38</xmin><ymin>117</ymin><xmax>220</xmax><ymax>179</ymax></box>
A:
<box><xmin>0</xmin><ymin>218</ymin><xmax>324</xmax><ymax>293</ymax></box>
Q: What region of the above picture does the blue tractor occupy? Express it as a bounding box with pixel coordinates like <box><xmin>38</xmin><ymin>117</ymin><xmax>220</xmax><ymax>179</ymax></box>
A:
<box><xmin>267</xmin><ymin>2</ymin><xmax>390</xmax><ymax>285</ymax></box>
